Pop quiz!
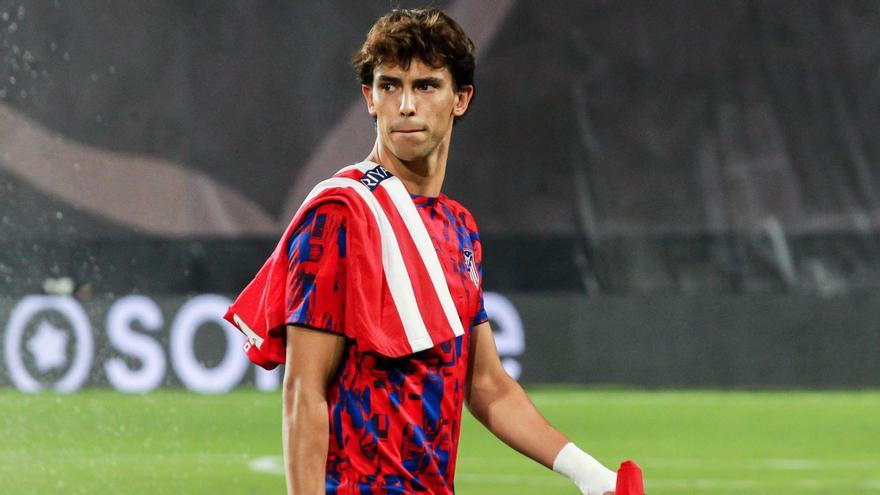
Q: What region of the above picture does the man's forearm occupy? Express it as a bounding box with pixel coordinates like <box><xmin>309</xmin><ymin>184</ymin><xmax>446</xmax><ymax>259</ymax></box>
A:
<box><xmin>467</xmin><ymin>374</ymin><xmax>568</xmax><ymax>468</ymax></box>
<box><xmin>282</xmin><ymin>387</ymin><xmax>330</xmax><ymax>495</ymax></box>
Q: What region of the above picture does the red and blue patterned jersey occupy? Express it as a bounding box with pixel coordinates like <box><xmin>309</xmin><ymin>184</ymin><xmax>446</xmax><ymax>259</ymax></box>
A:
<box><xmin>285</xmin><ymin>193</ymin><xmax>488</xmax><ymax>494</ymax></box>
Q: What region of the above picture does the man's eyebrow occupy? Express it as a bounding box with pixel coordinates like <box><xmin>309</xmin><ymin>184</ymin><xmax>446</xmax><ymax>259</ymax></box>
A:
<box><xmin>375</xmin><ymin>75</ymin><xmax>402</xmax><ymax>84</ymax></box>
<box><xmin>414</xmin><ymin>77</ymin><xmax>443</xmax><ymax>86</ymax></box>
<box><xmin>374</xmin><ymin>75</ymin><xmax>444</xmax><ymax>86</ymax></box>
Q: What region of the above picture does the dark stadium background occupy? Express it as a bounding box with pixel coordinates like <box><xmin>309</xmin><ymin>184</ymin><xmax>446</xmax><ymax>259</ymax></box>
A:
<box><xmin>2</xmin><ymin>0</ymin><xmax>880</xmax><ymax>390</ymax></box>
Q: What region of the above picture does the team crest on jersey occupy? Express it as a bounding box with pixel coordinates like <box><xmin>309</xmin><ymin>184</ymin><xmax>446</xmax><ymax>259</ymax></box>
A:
<box><xmin>359</xmin><ymin>165</ymin><xmax>392</xmax><ymax>191</ymax></box>
<box><xmin>462</xmin><ymin>248</ymin><xmax>480</xmax><ymax>287</ymax></box>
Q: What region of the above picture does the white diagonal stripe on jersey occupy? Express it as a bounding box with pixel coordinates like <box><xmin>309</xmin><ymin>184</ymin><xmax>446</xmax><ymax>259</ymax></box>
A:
<box><xmin>234</xmin><ymin>313</ymin><xmax>265</xmax><ymax>348</ymax></box>
<box><xmin>378</xmin><ymin>175</ymin><xmax>466</xmax><ymax>337</ymax></box>
<box><xmin>292</xmin><ymin>163</ymin><xmax>364</xmax><ymax>211</ymax></box>
<box><xmin>300</xmin><ymin>173</ymin><xmax>434</xmax><ymax>353</ymax></box>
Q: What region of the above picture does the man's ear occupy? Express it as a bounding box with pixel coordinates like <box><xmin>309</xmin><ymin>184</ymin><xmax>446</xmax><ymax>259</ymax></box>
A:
<box><xmin>362</xmin><ymin>84</ymin><xmax>377</xmax><ymax>117</ymax></box>
<box><xmin>452</xmin><ymin>85</ymin><xmax>474</xmax><ymax>117</ymax></box>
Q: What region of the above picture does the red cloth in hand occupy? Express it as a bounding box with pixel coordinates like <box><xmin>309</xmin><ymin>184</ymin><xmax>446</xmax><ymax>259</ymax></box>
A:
<box><xmin>615</xmin><ymin>460</ymin><xmax>645</xmax><ymax>495</ymax></box>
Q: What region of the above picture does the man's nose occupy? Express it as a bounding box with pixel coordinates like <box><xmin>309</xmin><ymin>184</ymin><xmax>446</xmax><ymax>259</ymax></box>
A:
<box><xmin>399</xmin><ymin>89</ymin><xmax>416</xmax><ymax>116</ymax></box>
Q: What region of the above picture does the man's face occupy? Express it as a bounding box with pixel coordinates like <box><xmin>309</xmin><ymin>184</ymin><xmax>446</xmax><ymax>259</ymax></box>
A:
<box><xmin>362</xmin><ymin>59</ymin><xmax>472</xmax><ymax>163</ymax></box>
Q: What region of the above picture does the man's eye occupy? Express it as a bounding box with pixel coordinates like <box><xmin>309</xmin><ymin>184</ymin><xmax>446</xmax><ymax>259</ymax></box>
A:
<box><xmin>418</xmin><ymin>83</ymin><xmax>436</xmax><ymax>90</ymax></box>
<box><xmin>381</xmin><ymin>83</ymin><xmax>396</xmax><ymax>91</ymax></box>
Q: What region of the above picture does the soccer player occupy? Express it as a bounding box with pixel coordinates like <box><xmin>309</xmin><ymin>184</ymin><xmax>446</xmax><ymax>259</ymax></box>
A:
<box><xmin>226</xmin><ymin>8</ymin><xmax>617</xmax><ymax>495</ymax></box>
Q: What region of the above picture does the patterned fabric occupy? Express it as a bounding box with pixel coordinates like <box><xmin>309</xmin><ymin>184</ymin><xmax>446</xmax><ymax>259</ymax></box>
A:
<box><xmin>286</xmin><ymin>194</ymin><xmax>488</xmax><ymax>495</ymax></box>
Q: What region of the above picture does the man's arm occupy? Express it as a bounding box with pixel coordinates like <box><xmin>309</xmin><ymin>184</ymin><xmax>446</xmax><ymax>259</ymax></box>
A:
<box><xmin>465</xmin><ymin>322</ymin><xmax>569</xmax><ymax>465</ymax></box>
<box><xmin>465</xmin><ymin>322</ymin><xmax>615</xmax><ymax>495</ymax></box>
<box><xmin>282</xmin><ymin>325</ymin><xmax>346</xmax><ymax>495</ymax></box>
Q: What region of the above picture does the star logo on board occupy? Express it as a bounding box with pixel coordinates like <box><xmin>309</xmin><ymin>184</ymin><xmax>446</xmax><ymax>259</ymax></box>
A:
<box><xmin>26</xmin><ymin>320</ymin><xmax>69</xmax><ymax>372</ymax></box>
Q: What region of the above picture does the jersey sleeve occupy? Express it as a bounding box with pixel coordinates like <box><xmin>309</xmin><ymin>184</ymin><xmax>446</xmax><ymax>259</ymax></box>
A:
<box><xmin>469</xmin><ymin>220</ymin><xmax>489</xmax><ymax>327</ymax></box>
<box><xmin>473</xmin><ymin>301</ymin><xmax>488</xmax><ymax>326</ymax></box>
<box><xmin>472</xmin><ymin>255</ymin><xmax>488</xmax><ymax>326</ymax></box>
<box><xmin>285</xmin><ymin>201</ymin><xmax>349</xmax><ymax>336</ymax></box>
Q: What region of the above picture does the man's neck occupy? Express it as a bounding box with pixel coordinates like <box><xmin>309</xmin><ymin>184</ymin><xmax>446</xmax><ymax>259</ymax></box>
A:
<box><xmin>366</xmin><ymin>140</ymin><xmax>447</xmax><ymax>197</ymax></box>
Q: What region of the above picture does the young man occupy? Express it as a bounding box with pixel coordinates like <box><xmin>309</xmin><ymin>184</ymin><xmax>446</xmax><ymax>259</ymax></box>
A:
<box><xmin>226</xmin><ymin>8</ymin><xmax>616</xmax><ymax>495</ymax></box>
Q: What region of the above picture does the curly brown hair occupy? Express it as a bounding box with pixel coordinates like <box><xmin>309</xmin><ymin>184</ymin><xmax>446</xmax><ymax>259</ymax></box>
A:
<box><xmin>352</xmin><ymin>8</ymin><xmax>475</xmax><ymax>92</ymax></box>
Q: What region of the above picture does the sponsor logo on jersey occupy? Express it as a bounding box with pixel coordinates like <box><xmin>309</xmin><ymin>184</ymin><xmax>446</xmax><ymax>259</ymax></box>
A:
<box><xmin>359</xmin><ymin>165</ymin><xmax>392</xmax><ymax>191</ymax></box>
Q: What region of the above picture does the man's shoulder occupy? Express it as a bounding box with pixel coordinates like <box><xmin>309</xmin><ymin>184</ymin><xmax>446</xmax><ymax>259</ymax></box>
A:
<box><xmin>299</xmin><ymin>200</ymin><xmax>350</xmax><ymax>221</ymax></box>
<box><xmin>299</xmin><ymin>171</ymin><xmax>373</xmax><ymax>218</ymax></box>
<box><xmin>286</xmin><ymin>194</ymin><xmax>357</xmax><ymax>240</ymax></box>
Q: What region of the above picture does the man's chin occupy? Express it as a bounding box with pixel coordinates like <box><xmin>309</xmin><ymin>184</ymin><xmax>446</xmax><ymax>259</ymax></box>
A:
<box><xmin>388</xmin><ymin>145</ymin><xmax>429</xmax><ymax>163</ymax></box>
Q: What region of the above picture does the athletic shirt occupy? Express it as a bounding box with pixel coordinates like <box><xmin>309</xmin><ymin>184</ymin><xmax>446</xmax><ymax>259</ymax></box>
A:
<box><xmin>285</xmin><ymin>193</ymin><xmax>488</xmax><ymax>495</ymax></box>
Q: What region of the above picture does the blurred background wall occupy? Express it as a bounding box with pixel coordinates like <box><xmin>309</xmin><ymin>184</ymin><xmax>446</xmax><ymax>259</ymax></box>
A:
<box><xmin>2</xmin><ymin>0</ymin><xmax>879</xmax><ymax>391</ymax></box>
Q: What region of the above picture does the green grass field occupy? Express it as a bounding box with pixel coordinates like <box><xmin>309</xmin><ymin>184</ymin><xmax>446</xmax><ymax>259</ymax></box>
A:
<box><xmin>1</xmin><ymin>388</ymin><xmax>878</xmax><ymax>494</ymax></box>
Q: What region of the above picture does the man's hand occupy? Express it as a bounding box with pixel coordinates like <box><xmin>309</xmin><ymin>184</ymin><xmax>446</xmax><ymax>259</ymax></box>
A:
<box><xmin>573</xmin><ymin>468</ymin><xmax>615</xmax><ymax>495</ymax></box>
<box><xmin>553</xmin><ymin>443</ymin><xmax>616</xmax><ymax>495</ymax></box>
<box><xmin>580</xmin><ymin>464</ymin><xmax>616</xmax><ymax>495</ymax></box>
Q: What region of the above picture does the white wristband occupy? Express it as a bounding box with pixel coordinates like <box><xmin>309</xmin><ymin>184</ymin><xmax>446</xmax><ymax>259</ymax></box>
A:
<box><xmin>552</xmin><ymin>443</ymin><xmax>617</xmax><ymax>495</ymax></box>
